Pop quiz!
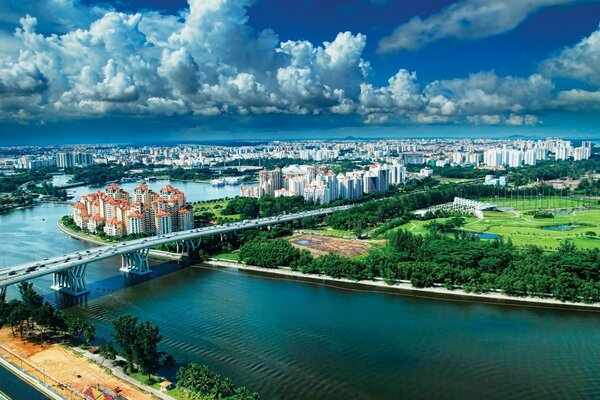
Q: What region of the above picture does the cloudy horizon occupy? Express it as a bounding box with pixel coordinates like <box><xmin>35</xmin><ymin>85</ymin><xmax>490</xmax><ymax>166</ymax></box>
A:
<box><xmin>1</xmin><ymin>0</ymin><xmax>600</xmax><ymax>144</ymax></box>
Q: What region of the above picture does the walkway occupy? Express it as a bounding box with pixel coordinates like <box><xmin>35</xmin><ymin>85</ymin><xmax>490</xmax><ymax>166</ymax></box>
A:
<box><xmin>73</xmin><ymin>348</ymin><xmax>175</xmax><ymax>400</ymax></box>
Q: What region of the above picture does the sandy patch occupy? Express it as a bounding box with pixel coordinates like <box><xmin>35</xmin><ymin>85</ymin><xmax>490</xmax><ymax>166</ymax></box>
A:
<box><xmin>0</xmin><ymin>328</ymin><xmax>152</xmax><ymax>400</ymax></box>
<box><xmin>290</xmin><ymin>234</ymin><xmax>371</xmax><ymax>257</ymax></box>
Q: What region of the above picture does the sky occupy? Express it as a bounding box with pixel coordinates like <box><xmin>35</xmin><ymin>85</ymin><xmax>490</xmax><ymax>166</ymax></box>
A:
<box><xmin>0</xmin><ymin>0</ymin><xmax>600</xmax><ymax>144</ymax></box>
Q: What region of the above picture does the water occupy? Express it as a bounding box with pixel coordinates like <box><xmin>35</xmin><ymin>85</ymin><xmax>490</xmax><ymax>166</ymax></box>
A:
<box><xmin>541</xmin><ymin>224</ymin><xmax>577</xmax><ymax>231</ymax></box>
<box><xmin>295</xmin><ymin>239</ymin><xmax>315</xmax><ymax>246</ymax></box>
<box><xmin>52</xmin><ymin>175</ymin><xmax>254</xmax><ymax>203</ymax></box>
<box><xmin>2</xmin><ymin>205</ymin><xmax>600</xmax><ymax>399</ymax></box>
<box><xmin>452</xmin><ymin>230</ymin><xmax>501</xmax><ymax>240</ymax></box>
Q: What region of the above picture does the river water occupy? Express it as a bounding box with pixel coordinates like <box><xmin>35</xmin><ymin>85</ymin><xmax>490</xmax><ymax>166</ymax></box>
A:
<box><xmin>1</xmin><ymin>181</ymin><xmax>600</xmax><ymax>399</ymax></box>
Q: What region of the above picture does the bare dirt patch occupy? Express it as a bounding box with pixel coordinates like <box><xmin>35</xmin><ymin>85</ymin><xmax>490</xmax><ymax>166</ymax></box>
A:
<box><xmin>290</xmin><ymin>234</ymin><xmax>371</xmax><ymax>257</ymax></box>
<box><xmin>0</xmin><ymin>328</ymin><xmax>152</xmax><ymax>400</ymax></box>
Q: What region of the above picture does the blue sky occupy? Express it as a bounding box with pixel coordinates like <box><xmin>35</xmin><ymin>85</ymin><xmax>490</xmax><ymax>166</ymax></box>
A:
<box><xmin>0</xmin><ymin>0</ymin><xmax>600</xmax><ymax>144</ymax></box>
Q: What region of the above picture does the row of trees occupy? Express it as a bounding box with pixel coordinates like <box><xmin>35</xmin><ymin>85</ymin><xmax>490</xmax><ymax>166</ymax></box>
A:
<box><xmin>1</xmin><ymin>285</ymin><xmax>260</xmax><ymax>398</ymax></box>
<box><xmin>108</xmin><ymin>315</ymin><xmax>260</xmax><ymax>398</ymax></box>
<box><xmin>236</xmin><ymin>226</ymin><xmax>600</xmax><ymax>303</ymax></box>
<box><xmin>221</xmin><ymin>196</ymin><xmax>315</xmax><ymax>220</ymax></box>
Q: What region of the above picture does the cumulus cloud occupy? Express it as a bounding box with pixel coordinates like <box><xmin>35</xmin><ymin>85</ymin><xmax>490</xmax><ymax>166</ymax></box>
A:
<box><xmin>0</xmin><ymin>0</ymin><xmax>591</xmax><ymax>127</ymax></box>
<box><xmin>540</xmin><ymin>25</ymin><xmax>600</xmax><ymax>86</ymax></box>
<box><xmin>377</xmin><ymin>0</ymin><xmax>576</xmax><ymax>53</ymax></box>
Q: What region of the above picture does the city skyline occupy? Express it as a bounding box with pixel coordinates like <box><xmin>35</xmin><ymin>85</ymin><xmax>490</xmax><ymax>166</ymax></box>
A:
<box><xmin>1</xmin><ymin>0</ymin><xmax>600</xmax><ymax>144</ymax></box>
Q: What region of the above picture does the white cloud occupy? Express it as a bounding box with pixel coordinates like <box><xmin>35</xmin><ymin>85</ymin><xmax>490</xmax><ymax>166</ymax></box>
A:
<box><xmin>540</xmin><ymin>25</ymin><xmax>600</xmax><ymax>86</ymax></box>
<box><xmin>377</xmin><ymin>0</ymin><xmax>576</xmax><ymax>53</ymax></box>
<box><xmin>0</xmin><ymin>0</ymin><xmax>592</xmax><ymax>127</ymax></box>
<box><xmin>423</xmin><ymin>72</ymin><xmax>554</xmax><ymax>116</ymax></box>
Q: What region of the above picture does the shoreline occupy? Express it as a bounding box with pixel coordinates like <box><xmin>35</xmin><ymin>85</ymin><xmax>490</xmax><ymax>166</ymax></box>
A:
<box><xmin>205</xmin><ymin>259</ymin><xmax>600</xmax><ymax>312</ymax></box>
<box><xmin>56</xmin><ymin>218</ymin><xmax>600</xmax><ymax>312</ymax></box>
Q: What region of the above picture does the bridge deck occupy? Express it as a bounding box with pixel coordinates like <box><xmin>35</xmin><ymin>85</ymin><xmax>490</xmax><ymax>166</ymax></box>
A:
<box><xmin>0</xmin><ymin>205</ymin><xmax>354</xmax><ymax>288</ymax></box>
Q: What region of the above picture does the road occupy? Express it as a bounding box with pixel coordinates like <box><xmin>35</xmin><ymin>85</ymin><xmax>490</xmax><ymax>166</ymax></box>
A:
<box><xmin>0</xmin><ymin>363</ymin><xmax>51</xmax><ymax>400</ymax></box>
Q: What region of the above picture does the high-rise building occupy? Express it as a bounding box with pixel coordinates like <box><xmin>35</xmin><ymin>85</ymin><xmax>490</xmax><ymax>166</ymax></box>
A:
<box><xmin>56</xmin><ymin>152</ymin><xmax>74</xmax><ymax>169</ymax></box>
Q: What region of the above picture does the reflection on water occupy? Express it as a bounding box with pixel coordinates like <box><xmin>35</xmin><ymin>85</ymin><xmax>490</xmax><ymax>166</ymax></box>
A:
<box><xmin>541</xmin><ymin>224</ymin><xmax>578</xmax><ymax>231</ymax></box>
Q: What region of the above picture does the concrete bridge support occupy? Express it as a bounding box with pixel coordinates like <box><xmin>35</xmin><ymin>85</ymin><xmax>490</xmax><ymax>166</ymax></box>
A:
<box><xmin>51</xmin><ymin>264</ymin><xmax>89</xmax><ymax>296</ymax></box>
<box><xmin>176</xmin><ymin>238</ymin><xmax>202</xmax><ymax>255</ymax></box>
<box><xmin>0</xmin><ymin>286</ymin><xmax>6</xmax><ymax>302</ymax></box>
<box><xmin>120</xmin><ymin>249</ymin><xmax>151</xmax><ymax>275</ymax></box>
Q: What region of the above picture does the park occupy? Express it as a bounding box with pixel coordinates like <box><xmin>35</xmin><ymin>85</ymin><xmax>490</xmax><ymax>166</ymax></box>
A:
<box><xmin>390</xmin><ymin>194</ymin><xmax>600</xmax><ymax>250</ymax></box>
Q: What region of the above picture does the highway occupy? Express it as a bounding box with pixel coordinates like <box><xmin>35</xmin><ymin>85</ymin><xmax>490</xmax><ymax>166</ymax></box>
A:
<box><xmin>0</xmin><ymin>204</ymin><xmax>355</xmax><ymax>289</ymax></box>
<box><xmin>0</xmin><ymin>364</ymin><xmax>51</xmax><ymax>400</ymax></box>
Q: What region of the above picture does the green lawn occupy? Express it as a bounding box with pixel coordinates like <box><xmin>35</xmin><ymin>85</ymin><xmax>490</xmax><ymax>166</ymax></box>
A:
<box><xmin>299</xmin><ymin>227</ymin><xmax>355</xmax><ymax>237</ymax></box>
<box><xmin>385</xmin><ymin>216</ymin><xmax>478</xmax><ymax>237</ymax></box>
<box><xmin>477</xmin><ymin>195</ymin><xmax>599</xmax><ymax>211</ymax></box>
<box><xmin>436</xmin><ymin>177</ymin><xmax>473</xmax><ymax>184</ymax></box>
<box><xmin>127</xmin><ymin>371</ymin><xmax>187</xmax><ymax>399</ymax></box>
<box><xmin>193</xmin><ymin>199</ymin><xmax>240</xmax><ymax>221</ymax></box>
<box><xmin>392</xmin><ymin>209</ymin><xmax>600</xmax><ymax>250</ymax></box>
<box><xmin>211</xmin><ymin>252</ymin><xmax>240</xmax><ymax>262</ymax></box>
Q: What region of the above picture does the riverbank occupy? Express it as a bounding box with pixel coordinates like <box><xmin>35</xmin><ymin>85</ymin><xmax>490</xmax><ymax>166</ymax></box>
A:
<box><xmin>205</xmin><ymin>259</ymin><xmax>600</xmax><ymax>312</ymax></box>
<box><xmin>57</xmin><ymin>220</ymin><xmax>182</xmax><ymax>262</ymax></box>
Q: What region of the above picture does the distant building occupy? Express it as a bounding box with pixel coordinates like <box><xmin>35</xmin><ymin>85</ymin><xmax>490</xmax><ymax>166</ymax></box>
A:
<box><xmin>56</xmin><ymin>151</ymin><xmax>94</xmax><ymax>168</ymax></box>
<box><xmin>241</xmin><ymin>162</ymin><xmax>403</xmax><ymax>204</ymax></box>
<box><xmin>484</xmin><ymin>175</ymin><xmax>509</xmax><ymax>186</ymax></box>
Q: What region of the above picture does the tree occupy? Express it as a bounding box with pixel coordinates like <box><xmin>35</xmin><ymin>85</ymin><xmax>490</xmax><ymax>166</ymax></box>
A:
<box><xmin>7</xmin><ymin>301</ymin><xmax>29</xmax><ymax>337</ymax></box>
<box><xmin>83</xmin><ymin>323</ymin><xmax>96</xmax><ymax>345</ymax></box>
<box><xmin>133</xmin><ymin>320</ymin><xmax>163</xmax><ymax>379</ymax></box>
<box><xmin>98</xmin><ymin>343</ymin><xmax>117</xmax><ymax>367</ymax></box>
<box><xmin>67</xmin><ymin>317</ymin><xmax>95</xmax><ymax>345</ymax></box>
<box><xmin>31</xmin><ymin>303</ymin><xmax>56</xmax><ymax>344</ymax></box>
<box><xmin>112</xmin><ymin>315</ymin><xmax>139</xmax><ymax>371</ymax></box>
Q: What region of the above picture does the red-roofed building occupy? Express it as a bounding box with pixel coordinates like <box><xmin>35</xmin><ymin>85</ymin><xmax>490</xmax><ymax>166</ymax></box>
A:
<box><xmin>72</xmin><ymin>183</ymin><xmax>192</xmax><ymax>237</ymax></box>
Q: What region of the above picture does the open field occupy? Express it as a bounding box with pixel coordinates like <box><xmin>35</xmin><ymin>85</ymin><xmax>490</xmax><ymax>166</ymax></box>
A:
<box><xmin>192</xmin><ymin>199</ymin><xmax>240</xmax><ymax>221</ymax></box>
<box><xmin>477</xmin><ymin>195</ymin><xmax>599</xmax><ymax>211</ymax></box>
<box><xmin>436</xmin><ymin>177</ymin><xmax>473</xmax><ymax>184</ymax></box>
<box><xmin>459</xmin><ymin>210</ymin><xmax>600</xmax><ymax>249</ymax></box>
<box><xmin>297</xmin><ymin>227</ymin><xmax>355</xmax><ymax>238</ymax></box>
<box><xmin>392</xmin><ymin>209</ymin><xmax>600</xmax><ymax>250</ymax></box>
<box><xmin>290</xmin><ymin>234</ymin><xmax>372</xmax><ymax>257</ymax></box>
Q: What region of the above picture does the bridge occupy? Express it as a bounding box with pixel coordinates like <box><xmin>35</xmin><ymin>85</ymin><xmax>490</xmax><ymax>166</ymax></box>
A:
<box><xmin>0</xmin><ymin>205</ymin><xmax>355</xmax><ymax>300</ymax></box>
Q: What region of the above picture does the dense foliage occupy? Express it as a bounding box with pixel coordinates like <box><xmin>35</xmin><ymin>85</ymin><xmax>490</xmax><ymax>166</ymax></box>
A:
<box><xmin>0</xmin><ymin>283</ymin><xmax>94</xmax><ymax>344</ymax></box>
<box><xmin>222</xmin><ymin>196</ymin><xmax>315</xmax><ymax>219</ymax></box>
<box><xmin>177</xmin><ymin>363</ymin><xmax>260</xmax><ymax>400</ymax></box>
<box><xmin>112</xmin><ymin>315</ymin><xmax>173</xmax><ymax>377</ymax></box>
<box><xmin>238</xmin><ymin>238</ymin><xmax>300</xmax><ymax>268</ymax></box>
<box><xmin>70</xmin><ymin>163</ymin><xmax>132</xmax><ymax>185</ymax></box>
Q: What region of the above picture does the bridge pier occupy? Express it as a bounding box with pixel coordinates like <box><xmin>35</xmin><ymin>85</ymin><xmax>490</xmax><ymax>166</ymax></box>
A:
<box><xmin>0</xmin><ymin>286</ymin><xmax>6</xmax><ymax>302</ymax></box>
<box><xmin>51</xmin><ymin>264</ymin><xmax>90</xmax><ymax>296</ymax></box>
<box><xmin>176</xmin><ymin>238</ymin><xmax>202</xmax><ymax>255</ymax></box>
<box><xmin>120</xmin><ymin>249</ymin><xmax>151</xmax><ymax>275</ymax></box>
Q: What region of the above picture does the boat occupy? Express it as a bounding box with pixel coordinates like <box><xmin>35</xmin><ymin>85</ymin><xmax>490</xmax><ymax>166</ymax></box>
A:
<box><xmin>210</xmin><ymin>179</ymin><xmax>225</xmax><ymax>187</ymax></box>
<box><xmin>224</xmin><ymin>177</ymin><xmax>241</xmax><ymax>185</ymax></box>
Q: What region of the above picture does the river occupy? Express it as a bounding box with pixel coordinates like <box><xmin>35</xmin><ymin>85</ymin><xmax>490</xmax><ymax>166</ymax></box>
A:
<box><xmin>1</xmin><ymin>182</ymin><xmax>600</xmax><ymax>399</ymax></box>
